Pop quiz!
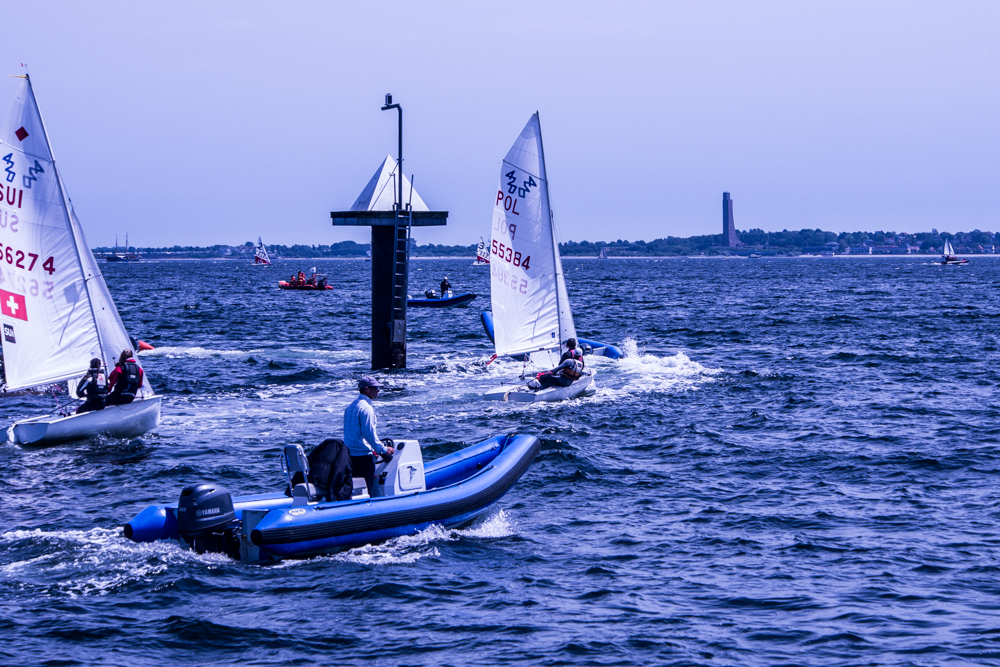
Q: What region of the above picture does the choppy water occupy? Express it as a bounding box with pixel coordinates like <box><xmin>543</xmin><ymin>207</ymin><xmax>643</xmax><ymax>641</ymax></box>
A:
<box><xmin>2</xmin><ymin>256</ymin><xmax>1000</xmax><ymax>666</ymax></box>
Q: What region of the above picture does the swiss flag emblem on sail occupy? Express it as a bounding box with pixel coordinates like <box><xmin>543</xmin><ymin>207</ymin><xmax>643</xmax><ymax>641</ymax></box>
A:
<box><xmin>0</xmin><ymin>290</ymin><xmax>27</xmax><ymax>321</ymax></box>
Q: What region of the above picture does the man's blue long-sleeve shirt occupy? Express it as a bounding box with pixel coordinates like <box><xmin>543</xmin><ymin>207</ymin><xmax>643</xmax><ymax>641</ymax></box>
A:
<box><xmin>343</xmin><ymin>393</ymin><xmax>387</xmax><ymax>456</ymax></box>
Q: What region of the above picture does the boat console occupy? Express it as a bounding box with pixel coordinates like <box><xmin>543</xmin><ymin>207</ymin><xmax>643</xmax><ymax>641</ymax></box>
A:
<box><xmin>373</xmin><ymin>439</ymin><xmax>426</xmax><ymax>497</ymax></box>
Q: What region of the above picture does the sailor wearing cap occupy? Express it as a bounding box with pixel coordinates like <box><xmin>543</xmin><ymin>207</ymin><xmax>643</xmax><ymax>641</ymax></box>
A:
<box><xmin>344</xmin><ymin>375</ymin><xmax>395</xmax><ymax>494</ymax></box>
<box><xmin>440</xmin><ymin>276</ymin><xmax>451</xmax><ymax>296</ymax></box>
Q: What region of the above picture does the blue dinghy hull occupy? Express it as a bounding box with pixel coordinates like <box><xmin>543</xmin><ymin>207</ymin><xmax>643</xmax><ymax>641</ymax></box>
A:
<box><xmin>481</xmin><ymin>311</ymin><xmax>623</xmax><ymax>359</ymax></box>
<box><xmin>124</xmin><ymin>433</ymin><xmax>539</xmax><ymax>563</ymax></box>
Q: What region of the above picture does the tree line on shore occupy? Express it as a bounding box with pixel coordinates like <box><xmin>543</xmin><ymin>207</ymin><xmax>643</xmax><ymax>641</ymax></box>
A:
<box><xmin>93</xmin><ymin>228</ymin><xmax>999</xmax><ymax>259</ymax></box>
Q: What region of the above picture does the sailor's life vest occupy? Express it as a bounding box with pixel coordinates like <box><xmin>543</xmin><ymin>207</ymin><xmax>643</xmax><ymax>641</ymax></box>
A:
<box><xmin>559</xmin><ymin>356</ymin><xmax>585</xmax><ymax>381</ymax></box>
<box><xmin>77</xmin><ymin>370</ymin><xmax>107</xmax><ymax>399</ymax></box>
<box><xmin>111</xmin><ymin>361</ymin><xmax>142</xmax><ymax>399</ymax></box>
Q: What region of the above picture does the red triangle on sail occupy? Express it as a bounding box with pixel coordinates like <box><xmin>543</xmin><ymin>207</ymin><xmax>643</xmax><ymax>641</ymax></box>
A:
<box><xmin>14</xmin><ymin>127</ymin><xmax>28</xmax><ymax>141</ymax></box>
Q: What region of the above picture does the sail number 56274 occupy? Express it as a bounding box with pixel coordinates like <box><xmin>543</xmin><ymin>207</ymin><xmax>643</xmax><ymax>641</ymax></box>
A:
<box><xmin>0</xmin><ymin>243</ymin><xmax>55</xmax><ymax>274</ymax></box>
<box><xmin>491</xmin><ymin>240</ymin><xmax>530</xmax><ymax>269</ymax></box>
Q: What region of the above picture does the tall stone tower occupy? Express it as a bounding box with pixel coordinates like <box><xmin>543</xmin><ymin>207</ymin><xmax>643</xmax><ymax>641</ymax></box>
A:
<box><xmin>723</xmin><ymin>192</ymin><xmax>741</xmax><ymax>247</ymax></box>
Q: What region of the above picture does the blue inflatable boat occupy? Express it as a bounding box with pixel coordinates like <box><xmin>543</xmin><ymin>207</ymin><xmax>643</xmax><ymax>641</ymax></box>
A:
<box><xmin>481</xmin><ymin>311</ymin><xmax>623</xmax><ymax>360</ymax></box>
<box><xmin>408</xmin><ymin>291</ymin><xmax>477</xmax><ymax>308</ymax></box>
<box><xmin>123</xmin><ymin>433</ymin><xmax>539</xmax><ymax>563</ymax></box>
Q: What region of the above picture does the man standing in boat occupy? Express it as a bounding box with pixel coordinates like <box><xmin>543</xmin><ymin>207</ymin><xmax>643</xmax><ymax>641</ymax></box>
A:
<box><xmin>440</xmin><ymin>276</ymin><xmax>451</xmax><ymax>296</ymax></box>
<box><xmin>344</xmin><ymin>376</ymin><xmax>395</xmax><ymax>494</ymax></box>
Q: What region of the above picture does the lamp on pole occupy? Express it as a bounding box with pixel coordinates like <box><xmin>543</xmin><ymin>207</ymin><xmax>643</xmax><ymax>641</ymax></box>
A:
<box><xmin>381</xmin><ymin>93</ymin><xmax>402</xmax><ymax>210</ymax></box>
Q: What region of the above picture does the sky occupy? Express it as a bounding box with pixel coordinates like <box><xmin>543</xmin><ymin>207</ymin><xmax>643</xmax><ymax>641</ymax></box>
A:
<box><xmin>1</xmin><ymin>1</ymin><xmax>997</xmax><ymax>247</ymax></box>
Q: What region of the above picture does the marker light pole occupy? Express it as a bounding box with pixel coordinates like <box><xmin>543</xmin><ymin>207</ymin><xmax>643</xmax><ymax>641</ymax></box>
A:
<box><xmin>381</xmin><ymin>94</ymin><xmax>403</xmax><ymax>210</ymax></box>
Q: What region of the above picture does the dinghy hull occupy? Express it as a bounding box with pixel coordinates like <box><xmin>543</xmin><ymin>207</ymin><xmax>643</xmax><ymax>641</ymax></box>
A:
<box><xmin>8</xmin><ymin>396</ymin><xmax>162</xmax><ymax>445</ymax></box>
<box><xmin>484</xmin><ymin>372</ymin><xmax>596</xmax><ymax>403</ymax></box>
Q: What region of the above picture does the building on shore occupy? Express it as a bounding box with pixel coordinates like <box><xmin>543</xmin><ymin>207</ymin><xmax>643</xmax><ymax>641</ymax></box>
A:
<box><xmin>723</xmin><ymin>192</ymin><xmax>741</xmax><ymax>247</ymax></box>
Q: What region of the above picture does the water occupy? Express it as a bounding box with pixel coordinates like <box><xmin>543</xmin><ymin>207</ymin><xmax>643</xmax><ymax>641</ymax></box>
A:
<box><xmin>2</xmin><ymin>256</ymin><xmax>1000</xmax><ymax>666</ymax></box>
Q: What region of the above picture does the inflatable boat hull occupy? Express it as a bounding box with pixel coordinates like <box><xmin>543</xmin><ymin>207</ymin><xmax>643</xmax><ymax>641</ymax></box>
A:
<box><xmin>8</xmin><ymin>396</ymin><xmax>162</xmax><ymax>445</ymax></box>
<box><xmin>408</xmin><ymin>293</ymin><xmax>477</xmax><ymax>308</ymax></box>
<box><xmin>124</xmin><ymin>433</ymin><xmax>539</xmax><ymax>562</ymax></box>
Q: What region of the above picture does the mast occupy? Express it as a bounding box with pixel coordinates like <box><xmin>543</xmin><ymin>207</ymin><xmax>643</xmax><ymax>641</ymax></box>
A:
<box><xmin>534</xmin><ymin>111</ymin><xmax>564</xmax><ymax>354</ymax></box>
<box><xmin>22</xmin><ymin>74</ymin><xmax>109</xmax><ymax>369</ymax></box>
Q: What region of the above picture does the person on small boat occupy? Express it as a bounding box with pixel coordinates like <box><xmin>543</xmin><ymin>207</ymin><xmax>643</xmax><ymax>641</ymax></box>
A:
<box><xmin>297</xmin><ymin>271</ymin><xmax>306</xmax><ymax>286</ymax></box>
<box><xmin>106</xmin><ymin>350</ymin><xmax>144</xmax><ymax>406</ymax></box>
<box><xmin>306</xmin><ymin>274</ymin><xmax>316</xmax><ymax>287</ymax></box>
<box><xmin>344</xmin><ymin>376</ymin><xmax>395</xmax><ymax>494</ymax></box>
<box><xmin>440</xmin><ymin>276</ymin><xmax>451</xmax><ymax>295</ymax></box>
<box><xmin>75</xmin><ymin>358</ymin><xmax>107</xmax><ymax>414</ymax></box>
<box><xmin>559</xmin><ymin>338</ymin><xmax>583</xmax><ymax>364</ymax></box>
<box><xmin>529</xmin><ymin>341</ymin><xmax>585</xmax><ymax>390</ymax></box>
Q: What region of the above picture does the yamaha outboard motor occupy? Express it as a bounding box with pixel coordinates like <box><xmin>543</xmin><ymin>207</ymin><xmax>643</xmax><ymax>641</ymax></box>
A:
<box><xmin>176</xmin><ymin>483</ymin><xmax>239</xmax><ymax>557</ymax></box>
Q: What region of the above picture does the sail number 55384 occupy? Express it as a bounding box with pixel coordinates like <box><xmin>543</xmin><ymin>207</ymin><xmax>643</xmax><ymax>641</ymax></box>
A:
<box><xmin>0</xmin><ymin>243</ymin><xmax>55</xmax><ymax>274</ymax></box>
<box><xmin>491</xmin><ymin>240</ymin><xmax>530</xmax><ymax>269</ymax></box>
<box><xmin>492</xmin><ymin>264</ymin><xmax>528</xmax><ymax>294</ymax></box>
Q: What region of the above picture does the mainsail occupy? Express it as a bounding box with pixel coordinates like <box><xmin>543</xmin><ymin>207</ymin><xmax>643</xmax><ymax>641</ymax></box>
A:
<box><xmin>0</xmin><ymin>76</ymin><xmax>149</xmax><ymax>393</ymax></box>
<box><xmin>254</xmin><ymin>236</ymin><xmax>271</xmax><ymax>264</ymax></box>
<box><xmin>475</xmin><ymin>236</ymin><xmax>490</xmax><ymax>265</ymax></box>
<box><xmin>943</xmin><ymin>239</ymin><xmax>954</xmax><ymax>257</ymax></box>
<box><xmin>489</xmin><ymin>113</ymin><xmax>575</xmax><ymax>368</ymax></box>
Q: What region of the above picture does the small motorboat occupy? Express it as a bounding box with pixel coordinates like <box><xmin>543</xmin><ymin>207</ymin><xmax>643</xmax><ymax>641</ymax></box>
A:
<box><xmin>481</xmin><ymin>311</ymin><xmax>623</xmax><ymax>360</ymax></box>
<box><xmin>484</xmin><ymin>372</ymin><xmax>596</xmax><ymax>403</ymax></box>
<box><xmin>279</xmin><ymin>273</ymin><xmax>333</xmax><ymax>290</ymax></box>
<box><xmin>408</xmin><ymin>290</ymin><xmax>477</xmax><ymax>308</ymax></box>
<box><xmin>124</xmin><ymin>433</ymin><xmax>540</xmax><ymax>563</ymax></box>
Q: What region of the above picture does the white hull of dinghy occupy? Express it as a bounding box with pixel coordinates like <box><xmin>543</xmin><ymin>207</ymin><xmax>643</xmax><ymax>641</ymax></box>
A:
<box><xmin>7</xmin><ymin>396</ymin><xmax>162</xmax><ymax>445</ymax></box>
<box><xmin>484</xmin><ymin>372</ymin><xmax>596</xmax><ymax>403</ymax></box>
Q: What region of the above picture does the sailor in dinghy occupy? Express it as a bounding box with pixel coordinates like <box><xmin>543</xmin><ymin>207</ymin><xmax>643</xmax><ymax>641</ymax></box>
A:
<box><xmin>0</xmin><ymin>74</ymin><xmax>161</xmax><ymax>445</ymax></box>
<box><xmin>483</xmin><ymin>113</ymin><xmax>595</xmax><ymax>403</ymax></box>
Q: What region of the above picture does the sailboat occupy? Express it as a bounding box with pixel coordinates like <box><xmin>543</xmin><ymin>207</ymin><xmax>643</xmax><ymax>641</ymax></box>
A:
<box><xmin>598</xmin><ymin>247</ymin><xmax>608</xmax><ymax>260</ymax></box>
<box><xmin>483</xmin><ymin>113</ymin><xmax>595</xmax><ymax>402</ymax></box>
<box><xmin>473</xmin><ymin>236</ymin><xmax>490</xmax><ymax>266</ymax></box>
<box><xmin>105</xmin><ymin>233</ymin><xmax>139</xmax><ymax>262</ymax></box>
<box><xmin>1</xmin><ymin>75</ymin><xmax>161</xmax><ymax>445</ymax></box>
<box><xmin>253</xmin><ymin>236</ymin><xmax>271</xmax><ymax>265</ymax></box>
<box><xmin>941</xmin><ymin>238</ymin><xmax>968</xmax><ymax>265</ymax></box>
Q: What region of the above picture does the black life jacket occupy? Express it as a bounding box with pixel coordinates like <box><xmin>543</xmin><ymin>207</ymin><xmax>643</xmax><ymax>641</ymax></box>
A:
<box><xmin>111</xmin><ymin>361</ymin><xmax>142</xmax><ymax>398</ymax></box>
<box><xmin>78</xmin><ymin>370</ymin><xmax>107</xmax><ymax>399</ymax></box>
<box><xmin>307</xmin><ymin>438</ymin><xmax>353</xmax><ymax>501</ymax></box>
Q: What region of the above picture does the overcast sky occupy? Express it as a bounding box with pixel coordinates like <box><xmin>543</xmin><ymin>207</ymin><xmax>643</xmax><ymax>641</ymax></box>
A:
<box><xmin>2</xmin><ymin>1</ymin><xmax>997</xmax><ymax>247</ymax></box>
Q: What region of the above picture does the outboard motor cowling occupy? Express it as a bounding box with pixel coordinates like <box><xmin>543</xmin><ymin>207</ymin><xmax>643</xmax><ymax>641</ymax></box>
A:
<box><xmin>177</xmin><ymin>483</ymin><xmax>239</xmax><ymax>556</ymax></box>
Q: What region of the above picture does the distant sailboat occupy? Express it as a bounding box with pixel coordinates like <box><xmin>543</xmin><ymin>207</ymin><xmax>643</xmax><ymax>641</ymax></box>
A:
<box><xmin>365</xmin><ymin>250</ymin><xmax>372</xmax><ymax>261</ymax></box>
<box><xmin>1</xmin><ymin>75</ymin><xmax>161</xmax><ymax>444</ymax></box>
<box><xmin>483</xmin><ymin>113</ymin><xmax>595</xmax><ymax>402</ymax></box>
<box><xmin>105</xmin><ymin>233</ymin><xmax>139</xmax><ymax>262</ymax></box>
<box><xmin>253</xmin><ymin>236</ymin><xmax>271</xmax><ymax>265</ymax></box>
<box><xmin>941</xmin><ymin>238</ymin><xmax>968</xmax><ymax>265</ymax></box>
<box><xmin>598</xmin><ymin>247</ymin><xmax>608</xmax><ymax>260</ymax></box>
<box><xmin>473</xmin><ymin>236</ymin><xmax>490</xmax><ymax>266</ymax></box>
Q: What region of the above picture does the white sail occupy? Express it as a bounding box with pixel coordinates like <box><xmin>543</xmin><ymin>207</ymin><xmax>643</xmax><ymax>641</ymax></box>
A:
<box><xmin>0</xmin><ymin>76</ymin><xmax>149</xmax><ymax>393</ymax></box>
<box><xmin>489</xmin><ymin>113</ymin><xmax>575</xmax><ymax>368</ymax></box>
<box><xmin>943</xmin><ymin>239</ymin><xmax>954</xmax><ymax>256</ymax></box>
<box><xmin>475</xmin><ymin>236</ymin><xmax>490</xmax><ymax>264</ymax></box>
<box><xmin>254</xmin><ymin>236</ymin><xmax>270</xmax><ymax>264</ymax></box>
